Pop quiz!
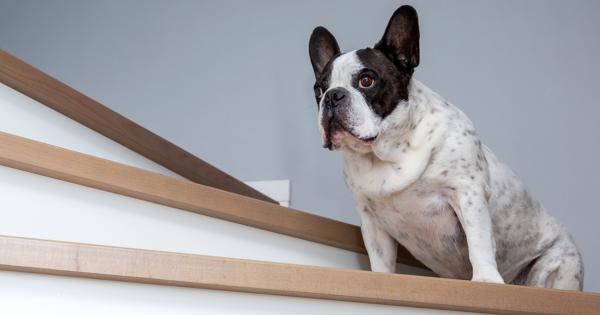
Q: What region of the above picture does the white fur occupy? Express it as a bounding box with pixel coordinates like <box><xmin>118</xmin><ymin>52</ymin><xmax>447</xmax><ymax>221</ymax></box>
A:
<box><xmin>322</xmin><ymin>58</ymin><xmax>584</xmax><ymax>290</ymax></box>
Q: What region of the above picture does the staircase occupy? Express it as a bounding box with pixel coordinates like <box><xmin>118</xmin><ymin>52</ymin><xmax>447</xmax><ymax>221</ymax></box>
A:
<box><xmin>0</xmin><ymin>49</ymin><xmax>598</xmax><ymax>315</ymax></box>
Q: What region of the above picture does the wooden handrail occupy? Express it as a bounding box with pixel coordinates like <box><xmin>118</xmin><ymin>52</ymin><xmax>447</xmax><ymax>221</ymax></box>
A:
<box><xmin>0</xmin><ymin>131</ymin><xmax>424</xmax><ymax>268</ymax></box>
<box><xmin>0</xmin><ymin>49</ymin><xmax>275</xmax><ymax>203</ymax></box>
<box><xmin>0</xmin><ymin>235</ymin><xmax>598</xmax><ymax>315</ymax></box>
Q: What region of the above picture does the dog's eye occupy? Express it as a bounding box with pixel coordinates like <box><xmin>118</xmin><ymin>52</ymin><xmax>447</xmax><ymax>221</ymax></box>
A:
<box><xmin>358</xmin><ymin>75</ymin><xmax>374</xmax><ymax>88</ymax></box>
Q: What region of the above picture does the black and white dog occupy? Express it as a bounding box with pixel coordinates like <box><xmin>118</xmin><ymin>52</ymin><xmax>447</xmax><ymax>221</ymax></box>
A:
<box><xmin>308</xmin><ymin>5</ymin><xmax>583</xmax><ymax>290</ymax></box>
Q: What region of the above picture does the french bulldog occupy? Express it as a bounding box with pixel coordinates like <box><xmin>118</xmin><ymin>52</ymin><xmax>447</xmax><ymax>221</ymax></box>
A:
<box><xmin>308</xmin><ymin>5</ymin><xmax>583</xmax><ymax>290</ymax></box>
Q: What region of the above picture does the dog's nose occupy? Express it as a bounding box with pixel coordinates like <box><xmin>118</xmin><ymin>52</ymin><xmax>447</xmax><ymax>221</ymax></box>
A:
<box><xmin>324</xmin><ymin>87</ymin><xmax>349</xmax><ymax>108</ymax></box>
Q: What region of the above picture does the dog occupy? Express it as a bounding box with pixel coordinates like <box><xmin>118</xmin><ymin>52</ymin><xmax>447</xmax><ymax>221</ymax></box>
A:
<box><xmin>308</xmin><ymin>5</ymin><xmax>583</xmax><ymax>290</ymax></box>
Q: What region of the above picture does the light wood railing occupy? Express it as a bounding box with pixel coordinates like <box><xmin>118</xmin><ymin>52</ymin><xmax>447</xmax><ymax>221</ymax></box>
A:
<box><xmin>0</xmin><ymin>235</ymin><xmax>598</xmax><ymax>315</ymax></box>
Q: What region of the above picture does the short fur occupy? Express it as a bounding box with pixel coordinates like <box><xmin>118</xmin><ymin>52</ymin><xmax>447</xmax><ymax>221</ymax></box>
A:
<box><xmin>308</xmin><ymin>5</ymin><xmax>583</xmax><ymax>290</ymax></box>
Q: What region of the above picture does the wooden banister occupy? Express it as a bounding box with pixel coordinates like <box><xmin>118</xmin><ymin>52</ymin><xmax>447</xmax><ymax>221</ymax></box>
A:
<box><xmin>0</xmin><ymin>48</ymin><xmax>275</xmax><ymax>203</ymax></box>
<box><xmin>0</xmin><ymin>235</ymin><xmax>598</xmax><ymax>315</ymax></box>
<box><xmin>0</xmin><ymin>131</ymin><xmax>424</xmax><ymax>268</ymax></box>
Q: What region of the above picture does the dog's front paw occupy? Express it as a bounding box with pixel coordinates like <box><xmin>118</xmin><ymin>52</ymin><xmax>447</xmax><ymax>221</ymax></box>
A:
<box><xmin>471</xmin><ymin>270</ymin><xmax>505</xmax><ymax>284</ymax></box>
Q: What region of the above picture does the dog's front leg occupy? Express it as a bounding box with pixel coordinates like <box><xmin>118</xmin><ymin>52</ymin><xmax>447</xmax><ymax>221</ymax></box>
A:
<box><xmin>358</xmin><ymin>208</ymin><xmax>397</xmax><ymax>273</ymax></box>
<box><xmin>452</xmin><ymin>184</ymin><xmax>504</xmax><ymax>284</ymax></box>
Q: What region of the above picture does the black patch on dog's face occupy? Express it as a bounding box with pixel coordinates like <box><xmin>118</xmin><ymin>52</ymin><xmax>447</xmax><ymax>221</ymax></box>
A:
<box><xmin>352</xmin><ymin>48</ymin><xmax>411</xmax><ymax>118</ymax></box>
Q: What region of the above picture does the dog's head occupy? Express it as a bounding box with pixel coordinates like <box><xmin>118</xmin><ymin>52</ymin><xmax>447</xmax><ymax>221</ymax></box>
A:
<box><xmin>309</xmin><ymin>5</ymin><xmax>420</xmax><ymax>151</ymax></box>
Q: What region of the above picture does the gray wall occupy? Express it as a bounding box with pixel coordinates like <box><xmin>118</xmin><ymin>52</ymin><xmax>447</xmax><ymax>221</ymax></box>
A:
<box><xmin>1</xmin><ymin>0</ymin><xmax>599</xmax><ymax>292</ymax></box>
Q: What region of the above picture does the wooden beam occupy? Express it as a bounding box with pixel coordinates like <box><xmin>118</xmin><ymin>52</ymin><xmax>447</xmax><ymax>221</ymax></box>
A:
<box><xmin>0</xmin><ymin>235</ymin><xmax>597</xmax><ymax>315</ymax></box>
<box><xmin>0</xmin><ymin>131</ymin><xmax>424</xmax><ymax>268</ymax></box>
<box><xmin>0</xmin><ymin>49</ymin><xmax>275</xmax><ymax>203</ymax></box>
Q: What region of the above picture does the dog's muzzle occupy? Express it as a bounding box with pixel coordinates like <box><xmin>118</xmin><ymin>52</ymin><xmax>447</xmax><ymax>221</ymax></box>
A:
<box><xmin>321</xmin><ymin>87</ymin><xmax>351</xmax><ymax>150</ymax></box>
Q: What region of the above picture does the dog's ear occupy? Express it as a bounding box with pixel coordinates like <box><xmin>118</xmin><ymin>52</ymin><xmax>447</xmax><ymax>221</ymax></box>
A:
<box><xmin>375</xmin><ymin>5</ymin><xmax>420</xmax><ymax>71</ymax></box>
<box><xmin>309</xmin><ymin>26</ymin><xmax>340</xmax><ymax>78</ymax></box>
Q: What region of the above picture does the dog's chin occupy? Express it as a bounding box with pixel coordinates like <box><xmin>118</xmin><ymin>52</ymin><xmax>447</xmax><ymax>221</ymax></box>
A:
<box><xmin>323</xmin><ymin>130</ymin><xmax>347</xmax><ymax>151</ymax></box>
<box><xmin>323</xmin><ymin>128</ymin><xmax>377</xmax><ymax>151</ymax></box>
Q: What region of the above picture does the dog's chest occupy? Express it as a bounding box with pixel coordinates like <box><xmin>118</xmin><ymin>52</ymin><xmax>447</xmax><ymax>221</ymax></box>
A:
<box><xmin>343</xmin><ymin>156</ymin><xmax>472</xmax><ymax>278</ymax></box>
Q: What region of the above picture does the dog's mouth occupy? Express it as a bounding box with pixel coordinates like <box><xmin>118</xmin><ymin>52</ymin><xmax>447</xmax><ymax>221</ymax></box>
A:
<box><xmin>323</xmin><ymin>117</ymin><xmax>376</xmax><ymax>150</ymax></box>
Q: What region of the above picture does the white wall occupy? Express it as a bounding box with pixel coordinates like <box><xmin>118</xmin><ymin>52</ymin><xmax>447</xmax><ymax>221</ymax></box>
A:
<box><xmin>1</xmin><ymin>0</ymin><xmax>598</xmax><ymax>292</ymax></box>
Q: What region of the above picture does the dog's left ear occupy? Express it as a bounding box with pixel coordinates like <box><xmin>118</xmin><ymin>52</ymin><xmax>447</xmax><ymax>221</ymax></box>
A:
<box><xmin>309</xmin><ymin>26</ymin><xmax>340</xmax><ymax>78</ymax></box>
<box><xmin>375</xmin><ymin>5</ymin><xmax>420</xmax><ymax>71</ymax></box>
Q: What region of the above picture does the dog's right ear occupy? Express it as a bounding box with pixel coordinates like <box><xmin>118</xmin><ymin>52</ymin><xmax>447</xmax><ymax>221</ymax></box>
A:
<box><xmin>375</xmin><ymin>5</ymin><xmax>420</xmax><ymax>71</ymax></box>
<box><xmin>309</xmin><ymin>26</ymin><xmax>340</xmax><ymax>78</ymax></box>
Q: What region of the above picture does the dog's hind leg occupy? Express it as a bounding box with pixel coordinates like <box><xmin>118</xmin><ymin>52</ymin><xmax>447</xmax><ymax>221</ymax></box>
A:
<box><xmin>524</xmin><ymin>232</ymin><xmax>584</xmax><ymax>291</ymax></box>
